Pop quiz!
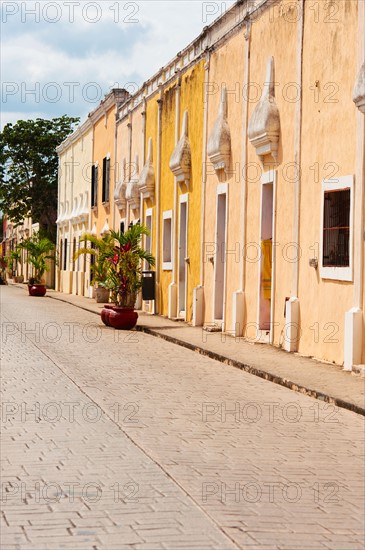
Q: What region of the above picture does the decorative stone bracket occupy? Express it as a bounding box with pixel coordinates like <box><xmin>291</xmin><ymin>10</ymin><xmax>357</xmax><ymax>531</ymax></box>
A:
<box><xmin>69</xmin><ymin>192</ymin><xmax>90</xmax><ymax>226</ymax></box>
<box><xmin>207</xmin><ymin>86</ymin><xmax>231</xmax><ymax>173</ymax></box>
<box><xmin>114</xmin><ymin>158</ymin><xmax>127</xmax><ymax>215</ymax></box>
<box><xmin>56</xmin><ymin>201</ymin><xmax>70</xmax><ymax>227</ymax></box>
<box><xmin>70</xmin><ymin>197</ymin><xmax>79</xmax><ymax>225</ymax></box>
<box><xmin>353</xmin><ymin>62</ymin><xmax>365</xmax><ymax>113</ymax></box>
<box><xmin>101</xmin><ymin>218</ymin><xmax>110</xmax><ymax>236</ymax></box>
<box><xmin>56</xmin><ymin>203</ymin><xmax>65</xmax><ymax>226</ymax></box>
<box><xmin>76</xmin><ymin>191</ymin><xmax>89</xmax><ymax>224</ymax></box>
<box><xmin>169</xmin><ymin>111</ymin><xmax>191</xmax><ymax>189</ymax></box>
<box><xmin>138</xmin><ymin>137</ymin><xmax>155</xmax><ymax>201</ymax></box>
<box><xmin>126</xmin><ymin>154</ymin><xmax>140</xmax><ymax>214</ymax></box>
<box><xmin>248</xmin><ymin>56</ymin><xmax>281</xmax><ymax>163</ymax></box>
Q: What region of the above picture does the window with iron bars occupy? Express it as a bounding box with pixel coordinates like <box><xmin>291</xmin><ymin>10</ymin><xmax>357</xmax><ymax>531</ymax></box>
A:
<box><xmin>102</xmin><ymin>157</ymin><xmax>110</xmax><ymax>204</ymax></box>
<box><xmin>322</xmin><ymin>188</ymin><xmax>350</xmax><ymax>267</ymax></box>
<box><xmin>91</xmin><ymin>164</ymin><xmax>98</xmax><ymax>208</ymax></box>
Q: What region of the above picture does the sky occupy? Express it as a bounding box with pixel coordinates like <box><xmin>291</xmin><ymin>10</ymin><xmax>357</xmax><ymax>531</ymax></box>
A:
<box><xmin>1</xmin><ymin>0</ymin><xmax>235</xmax><ymax>129</ymax></box>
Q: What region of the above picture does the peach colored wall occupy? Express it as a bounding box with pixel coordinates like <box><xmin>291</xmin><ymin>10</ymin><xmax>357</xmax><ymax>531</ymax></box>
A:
<box><xmin>178</xmin><ymin>60</ymin><xmax>205</xmax><ymax>322</ymax></box>
<box><xmin>115</xmin><ymin>116</ymin><xmax>130</xmax><ymax>230</ymax></box>
<box><xmin>142</xmin><ymin>95</ymin><xmax>159</xmax><ymax>313</ymax></box>
<box><xmin>203</xmin><ymin>31</ymin><xmax>246</xmax><ymax>328</ymax></box>
<box><xmin>298</xmin><ymin>0</ymin><xmax>357</xmax><ymax>364</ymax></box>
<box><xmin>244</xmin><ymin>5</ymin><xmax>297</xmax><ymax>344</ymax></box>
<box><xmin>91</xmin><ymin>104</ymin><xmax>117</xmax><ymax>235</ymax></box>
<box><xmin>129</xmin><ymin>102</ymin><xmax>144</xmax><ymax>224</ymax></box>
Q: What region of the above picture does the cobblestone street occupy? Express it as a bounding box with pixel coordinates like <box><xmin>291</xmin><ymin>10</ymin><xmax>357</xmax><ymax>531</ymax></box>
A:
<box><xmin>1</xmin><ymin>285</ymin><xmax>364</xmax><ymax>549</ymax></box>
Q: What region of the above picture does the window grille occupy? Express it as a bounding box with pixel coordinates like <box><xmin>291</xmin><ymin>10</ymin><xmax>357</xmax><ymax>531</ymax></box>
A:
<box><xmin>63</xmin><ymin>239</ymin><xmax>68</xmax><ymax>271</ymax></box>
<box><xmin>102</xmin><ymin>157</ymin><xmax>110</xmax><ymax>203</ymax></box>
<box><xmin>91</xmin><ymin>165</ymin><xmax>98</xmax><ymax>207</ymax></box>
<box><xmin>322</xmin><ymin>188</ymin><xmax>350</xmax><ymax>267</ymax></box>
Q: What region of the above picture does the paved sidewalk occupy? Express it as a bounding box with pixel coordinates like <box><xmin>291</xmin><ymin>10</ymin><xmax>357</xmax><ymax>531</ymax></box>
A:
<box><xmin>15</xmin><ymin>284</ymin><xmax>365</xmax><ymax>415</ymax></box>
<box><xmin>2</xmin><ymin>284</ymin><xmax>365</xmax><ymax>549</ymax></box>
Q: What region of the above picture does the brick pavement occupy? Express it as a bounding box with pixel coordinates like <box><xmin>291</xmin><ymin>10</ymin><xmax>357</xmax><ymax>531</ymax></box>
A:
<box><xmin>1</xmin><ymin>285</ymin><xmax>365</xmax><ymax>549</ymax></box>
<box><xmin>1</xmin><ymin>287</ymin><xmax>235</xmax><ymax>550</ymax></box>
<box><xmin>44</xmin><ymin>286</ymin><xmax>364</xmax><ymax>414</ymax></box>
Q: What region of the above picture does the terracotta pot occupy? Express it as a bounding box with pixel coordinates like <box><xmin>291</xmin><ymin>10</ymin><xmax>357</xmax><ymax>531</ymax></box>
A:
<box><xmin>108</xmin><ymin>307</ymin><xmax>138</xmax><ymax>330</ymax></box>
<box><xmin>28</xmin><ymin>284</ymin><xmax>47</xmax><ymax>297</ymax></box>
<box><xmin>101</xmin><ymin>304</ymin><xmax>114</xmax><ymax>326</ymax></box>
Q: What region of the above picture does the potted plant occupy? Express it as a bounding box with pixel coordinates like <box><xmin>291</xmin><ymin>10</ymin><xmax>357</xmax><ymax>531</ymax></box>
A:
<box><xmin>9</xmin><ymin>249</ymin><xmax>24</xmax><ymax>283</ymax></box>
<box><xmin>73</xmin><ymin>233</ymin><xmax>114</xmax><ymax>303</ymax></box>
<box><xmin>17</xmin><ymin>232</ymin><xmax>56</xmax><ymax>296</ymax></box>
<box><xmin>103</xmin><ymin>224</ymin><xmax>155</xmax><ymax>330</ymax></box>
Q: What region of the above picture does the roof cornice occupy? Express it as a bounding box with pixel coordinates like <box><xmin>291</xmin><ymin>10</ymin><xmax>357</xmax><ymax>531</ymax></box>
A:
<box><xmin>117</xmin><ymin>0</ymin><xmax>267</xmax><ymax>122</ymax></box>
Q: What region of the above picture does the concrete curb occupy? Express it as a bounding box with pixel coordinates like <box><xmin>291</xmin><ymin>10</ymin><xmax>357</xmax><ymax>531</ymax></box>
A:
<box><xmin>28</xmin><ymin>288</ymin><xmax>365</xmax><ymax>418</ymax></box>
<box><xmin>135</xmin><ymin>326</ymin><xmax>365</xmax><ymax>417</ymax></box>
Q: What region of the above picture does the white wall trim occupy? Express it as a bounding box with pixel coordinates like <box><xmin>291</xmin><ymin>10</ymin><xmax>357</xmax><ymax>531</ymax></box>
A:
<box><xmin>217</xmin><ymin>182</ymin><xmax>228</xmax><ymax>195</ymax></box>
<box><xmin>178</xmin><ymin>194</ymin><xmax>189</xmax><ymax>320</ymax></box>
<box><xmin>162</xmin><ymin>209</ymin><xmax>173</xmax><ymax>271</ymax></box>
<box><xmin>256</xmin><ymin>170</ymin><xmax>277</xmax><ymax>344</ymax></box>
<box><xmin>145</xmin><ymin>207</ymin><xmax>153</xmax><ymax>260</ymax></box>
<box><xmin>213</xmin><ymin>184</ymin><xmax>229</xmax><ymax>328</ymax></box>
<box><xmin>261</xmin><ymin>169</ymin><xmax>276</xmax><ymax>185</ymax></box>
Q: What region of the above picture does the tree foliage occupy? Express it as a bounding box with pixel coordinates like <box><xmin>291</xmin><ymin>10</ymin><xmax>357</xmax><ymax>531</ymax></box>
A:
<box><xmin>73</xmin><ymin>233</ymin><xmax>115</xmax><ymax>286</ymax></box>
<box><xmin>0</xmin><ymin>116</ymin><xmax>79</xmax><ymax>240</ymax></box>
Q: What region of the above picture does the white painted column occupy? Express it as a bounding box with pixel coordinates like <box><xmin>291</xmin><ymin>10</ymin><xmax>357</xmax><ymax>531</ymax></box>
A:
<box><xmin>155</xmin><ymin>92</ymin><xmax>163</xmax><ymax>314</ymax></box>
<box><xmin>55</xmin><ymin>155</ymin><xmax>62</xmax><ymax>291</ymax></box>
<box><xmin>284</xmin><ymin>0</ymin><xmax>304</xmax><ymax>352</ymax></box>
<box><xmin>233</xmin><ymin>21</ymin><xmax>251</xmax><ymax>337</ymax></box>
<box><xmin>168</xmin><ymin>77</ymin><xmax>181</xmax><ymax>319</ymax></box>
<box><xmin>193</xmin><ymin>53</ymin><xmax>210</xmax><ymax>327</ymax></box>
<box><xmin>137</xmin><ymin>101</ymin><xmax>147</xmax><ymax>310</ymax></box>
<box><xmin>126</xmin><ymin>117</ymin><xmax>132</xmax><ymax>227</ymax></box>
<box><xmin>112</xmin><ymin>109</ymin><xmax>118</xmax><ymax>232</ymax></box>
<box><xmin>344</xmin><ymin>0</ymin><xmax>365</xmax><ymax>370</ymax></box>
<box><xmin>140</xmin><ymin>99</ymin><xmax>147</xmax><ymax>227</ymax></box>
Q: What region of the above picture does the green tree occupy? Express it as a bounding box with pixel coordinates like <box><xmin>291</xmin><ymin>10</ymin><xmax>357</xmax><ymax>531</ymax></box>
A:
<box><xmin>0</xmin><ymin>116</ymin><xmax>79</xmax><ymax>241</ymax></box>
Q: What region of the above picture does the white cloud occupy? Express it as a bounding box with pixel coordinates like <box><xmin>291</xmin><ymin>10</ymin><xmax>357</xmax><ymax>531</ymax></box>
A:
<box><xmin>1</xmin><ymin>1</ymin><xmax>235</xmax><ymax>125</ymax></box>
<box><xmin>0</xmin><ymin>111</ymin><xmax>46</xmax><ymax>130</ymax></box>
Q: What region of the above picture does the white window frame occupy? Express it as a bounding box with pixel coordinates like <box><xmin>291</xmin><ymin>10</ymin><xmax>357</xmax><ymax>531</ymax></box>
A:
<box><xmin>144</xmin><ymin>208</ymin><xmax>153</xmax><ymax>271</ymax></box>
<box><xmin>212</xmin><ymin>183</ymin><xmax>229</xmax><ymax>327</ymax></box>
<box><xmin>320</xmin><ymin>175</ymin><xmax>354</xmax><ymax>282</ymax></box>
<box><xmin>162</xmin><ymin>210</ymin><xmax>173</xmax><ymax>271</ymax></box>
<box><xmin>178</xmin><ymin>194</ymin><xmax>189</xmax><ymax>318</ymax></box>
<box><xmin>256</xmin><ymin>170</ymin><xmax>277</xmax><ymax>344</ymax></box>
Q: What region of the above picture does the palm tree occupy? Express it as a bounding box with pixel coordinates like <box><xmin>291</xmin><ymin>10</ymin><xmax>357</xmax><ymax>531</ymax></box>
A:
<box><xmin>17</xmin><ymin>232</ymin><xmax>56</xmax><ymax>283</ymax></box>
<box><xmin>105</xmin><ymin>225</ymin><xmax>155</xmax><ymax>307</ymax></box>
<box><xmin>73</xmin><ymin>232</ymin><xmax>114</xmax><ymax>287</ymax></box>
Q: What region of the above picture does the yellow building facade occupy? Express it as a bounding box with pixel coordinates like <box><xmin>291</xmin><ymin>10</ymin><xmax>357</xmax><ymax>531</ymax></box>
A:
<box><xmin>90</xmin><ymin>89</ymin><xmax>129</xmax><ymax>238</ymax></box>
<box><xmin>57</xmin><ymin>0</ymin><xmax>365</xmax><ymax>370</ymax></box>
<box><xmin>115</xmin><ymin>59</ymin><xmax>205</xmax><ymax>321</ymax></box>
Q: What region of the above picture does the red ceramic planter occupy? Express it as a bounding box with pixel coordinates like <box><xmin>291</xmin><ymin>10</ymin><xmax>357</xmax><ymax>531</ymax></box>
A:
<box><xmin>28</xmin><ymin>284</ymin><xmax>47</xmax><ymax>297</ymax></box>
<box><xmin>101</xmin><ymin>304</ymin><xmax>114</xmax><ymax>326</ymax></box>
<box><xmin>108</xmin><ymin>307</ymin><xmax>138</xmax><ymax>330</ymax></box>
